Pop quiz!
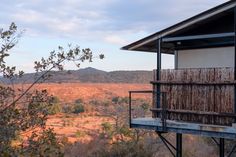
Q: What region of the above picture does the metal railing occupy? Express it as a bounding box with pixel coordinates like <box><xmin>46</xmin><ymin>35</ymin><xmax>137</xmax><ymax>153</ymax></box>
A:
<box><xmin>128</xmin><ymin>90</ymin><xmax>167</xmax><ymax>131</ymax></box>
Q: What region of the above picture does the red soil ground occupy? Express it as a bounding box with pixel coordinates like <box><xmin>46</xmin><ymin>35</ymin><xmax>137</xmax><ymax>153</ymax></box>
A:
<box><xmin>33</xmin><ymin>83</ymin><xmax>152</xmax><ymax>102</ymax></box>
<box><xmin>20</xmin><ymin>83</ymin><xmax>152</xmax><ymax>143</ymax></box>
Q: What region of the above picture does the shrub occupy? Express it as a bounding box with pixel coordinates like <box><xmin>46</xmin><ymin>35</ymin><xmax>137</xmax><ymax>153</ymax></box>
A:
<box><xmin>121</xmin><ymin>97</ymin><xmax>129</xmax><ymax>104</ymax></box>
<box><xmin>75</xmin><ymin>98</ymin><xmax>83</xmax><ymax>104</ymax></box>
<box><xmin>73</xmin><ymin>104</ymin><xmax>85</xmax><ymax>114</ymax></box>
<box><xmin>48</xmin><ymin>103</ymin><xmax>62</xmax><ymax>115</ymax></box>
<box><xmin>112</xmin><ymin>96</ymin><xmax>129</xmax><ymax>104</ymax></box>
<box><xmin>51</xmin><ymin>96</ymin><xmax>60</xmax><ymax>103</ymax></box>
<box><xmin>102</xmin><ymin>100</ymin><xmax>110</xmax><ymax>107</ymax></box>
<box><xmin>91</xmin><ymin>141</ymin><xmax>155</xmax><ymax>157</ymax></box>
<box><xmin>75</xmin><ymin>131</ymin><xmax>86</xmax><ymax>138</ymax></box>
<box><xmin>101</xmin><ymin>122</ymin><xmax>112</xmax><ymax>132</ymax></box>
<box><xmin>62</xmin><ymin>105</ymin><xmax>73</xmax><ymax>113</ymax></box>
<box><xmin>112</xmin><ymin>96</ymin><xmax>120</xmax><ymax>104</ymax></box>
<box><xmin>89</xmin><ymin>99</ymin><xmax>100</xmax><ymax>106</ymax></box>
<box><xmin>141</xmin><ymin>102</ymin><xmax>149</xmax><ymax>111</ymax></box>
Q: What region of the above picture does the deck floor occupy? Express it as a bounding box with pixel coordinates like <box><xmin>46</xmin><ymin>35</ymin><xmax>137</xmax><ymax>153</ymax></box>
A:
<box><xmin>131</xmin><ymin>117</ymin><xmax>236</xmax><ymax>139</ymax></box>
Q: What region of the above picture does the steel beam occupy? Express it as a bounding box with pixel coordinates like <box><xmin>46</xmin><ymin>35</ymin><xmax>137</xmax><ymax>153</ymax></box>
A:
<box><xmin>131</xmin><ymin>118</ymin><xmax>236</xmax><ymax>139</ymax></box>
<box><xmin>175</xmin><ymin>41</ymin><xmax>234</xmax><ymax>51</ymax></box>
<box><xmin>163</xmin><ymin>32</ymin><xmax>234</xmax><ymax>42</ymax></box>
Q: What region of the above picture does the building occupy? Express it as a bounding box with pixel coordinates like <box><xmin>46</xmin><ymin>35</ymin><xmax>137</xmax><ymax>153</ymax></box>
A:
<box><xmin>122</xmin><ymin>1</ymin><xmax>236</xmax><ymax>157</ymax></box>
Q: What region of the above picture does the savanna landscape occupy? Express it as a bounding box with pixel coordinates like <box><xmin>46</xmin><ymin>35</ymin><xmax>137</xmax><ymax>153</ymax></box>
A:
<box><xmin>22</xmin><ymin>81</ymin><xmax>221</xmax><ymax>157</ymax></box>
<box><xmin>1</xmin><ymin>1</ymin><xmax>236</xmax><ymax>156</ymax></box>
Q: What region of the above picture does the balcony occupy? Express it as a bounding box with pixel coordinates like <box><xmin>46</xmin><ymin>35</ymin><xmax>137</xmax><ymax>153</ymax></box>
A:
<box><xmin>129</xmin><ymin>68</ymin><xmax>236</xmax><ymax>139</ymax></box>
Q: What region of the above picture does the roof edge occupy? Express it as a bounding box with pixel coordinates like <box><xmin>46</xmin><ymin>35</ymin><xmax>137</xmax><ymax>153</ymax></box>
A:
<box><xmin>122</xmin><ymin>0</ymin><xmax>236</xmax><ymax>52</ymax></box>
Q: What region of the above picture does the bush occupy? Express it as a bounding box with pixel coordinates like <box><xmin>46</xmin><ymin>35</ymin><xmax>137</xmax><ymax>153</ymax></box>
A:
<box><xmin>101</xmin><ymin>122</ymin><xmax>112</xmax><ymax>132</ymax></box>
<box><xmin>48</xmin><ymin>103</ymin><xmax>62</xmax><ymax>115</ymax></box>
<box><xmin>62</xmin><ymin>105</ymin><xmax>73</xmax><ymax>113</ymax></box>
<box><xmin>73</xmin><ymin>104</ymin><xmax>85</xmax><ymax>114</ymax></box>
<box><xmin>50</xmin><ymin>96</ymin><xmax>60</xmax><ymax>104</ymax></box>
<box><xmin>141</xmin><ymin>102</ymin><xmax>149</xmax><ymax>111</ymax></box>
<box><xmin>112</xmin><ymin>96</ymin><xmax>120</xmax><ymax>104</ymax></box>
<box><xmin>75</xmin><ymin>98</ymin><xmax>83</xmax><ymax>104</ymax></box>
<box><xmin>112</xmin><ymin>96</ymin><xmax>129</xmax><ymax>104</ymax></box>
<box><xmin>91</xmin><ymin>141</ymin><xmax>155</xmax><ymax>157</ymax></box>
<box><xmin>89</xmin><ymin>99</ymin><xmax>100</xmax><ymax>106</ymax></box>
<box><xmin>75</xmin><ymin>131</ymin><xmax>86</xmax><ymax>138</ymax></box>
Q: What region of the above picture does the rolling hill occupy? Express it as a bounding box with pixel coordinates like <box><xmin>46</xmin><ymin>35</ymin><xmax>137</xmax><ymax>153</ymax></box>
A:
<box><xmin>3</xmin><ymin>67</ymin><xmax>153</xmax><ymax>84</ymax></box>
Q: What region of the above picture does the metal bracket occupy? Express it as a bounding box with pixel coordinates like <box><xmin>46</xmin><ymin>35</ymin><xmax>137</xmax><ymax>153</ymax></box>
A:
<box><xmin>157</xmin><ymin>132</ymin><xmax>176</xmax><ymax>157</ymax></box>
<box><xmin>211</xmin><ymin>138</ymin><xmax>236</xmax><ymax>157</ymax></box>
<box><xmin>227</xmin><ymin>143</ymin><xmax>236</xmax><ymax>157</ymax></box>
<box><xmin>157</xmin><ymin>132</ymin><xmax>182</xmax><ymax>157</ymax></box>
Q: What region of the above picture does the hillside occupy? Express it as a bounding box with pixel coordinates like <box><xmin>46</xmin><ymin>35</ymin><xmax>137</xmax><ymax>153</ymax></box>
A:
<box><xmin>3</xmin><ymin>67</ymin><xmax>153</xmax><ymax>84</ymax></box>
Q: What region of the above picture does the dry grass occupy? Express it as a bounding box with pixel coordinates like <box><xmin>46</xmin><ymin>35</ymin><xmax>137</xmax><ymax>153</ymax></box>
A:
<box><xmin>23</xmin><ymin>83</ymin><xmax>151</xmax><ymax>103</ymax></box>
<box><xmin>18</xmin><ymin>83</ymin><xmax>151</xmax><ymax>143</ymax></box>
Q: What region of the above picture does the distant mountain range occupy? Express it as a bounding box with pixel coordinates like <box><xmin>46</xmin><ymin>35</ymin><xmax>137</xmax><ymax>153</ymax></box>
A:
<box><xmin>2</xmin><ymin>67</ymin><xmax>153</xmax><ymax>84</ymax></box>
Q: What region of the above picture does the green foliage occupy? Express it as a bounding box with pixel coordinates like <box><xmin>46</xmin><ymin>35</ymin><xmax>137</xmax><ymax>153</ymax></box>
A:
<box><xmin>62</xmin><ymin>104</ymin><xmax>73</xmax><ymax>113</ymax></box>
<box><xmin>101</xmin><ymin>122</ymin><xmax>112</xmax><ymax>132</ymax></box>
<box><xmin>103</xmin><ymin>100</ymin><xmax>110</xmax><ymax>107</ymax></box>
<box><xmin>91</xmin><ymin>140</ymin><xmax>155</xmax><ymax>157</ymax></box>
<box><xmin>112</xmin><ymin>96</ymin><xmax>129</xmax><ymax>104</ymax></box>
<box><xmin>112</xmin><ymin>96</ymin><xmax>120</xmax><ymax>104</ymax></box>
<box><xmin>118</xmin><ymin>125</ymin><xmax>132</xmax><ymax>137</ymax></box>
<box><xmin>0</xmin><ymin>22</ymin><xmax>24</xmax><ymax>79</ymax></box>
<box><xmin>0</xmin><ymin>23</ymin><xmax>104</xmax><ymax>156</ymax></box>
<box><xmin>141</xmin><ymin>102</ymin><xmax>149</xmax><ymax>111</ymax></box>
<box><xmin>20</xmin><ymin>128</ymin><xmax>64</xmax><ymax>157</ymax></box>
<box><xmin>48</xmin><ymin>103</ymin><xmax>62</xmax><ymax>115</ymax></box>
<box><xmin>73</xmin><ymin>103</ymin><xmax>85</xmax><ymax>114</ymax></box>
<box><xmin>50</xmin><ymin>96</ymin><xmax>60</xmax><ymax>104</ymax></box>
<box><xmin>121</xmin><ymin>97</ymin><xmax>129</xmax><ymax>104</ymax></box>
<box><xmin>75</xmin><ymin>98</ymin><xmax>83</xmax><ymax>104</ymax></box>
<box><xmin>75</xmin><ymin>131</ymin><xmax>86</xmax><ymax>138</ymax></box>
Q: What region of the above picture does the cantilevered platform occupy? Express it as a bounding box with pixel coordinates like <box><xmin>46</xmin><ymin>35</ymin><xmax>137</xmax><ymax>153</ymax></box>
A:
<box><xmin>131</xmin><ymin>118</ymin><xmax>236</xmax><ymax>139</ymax></box>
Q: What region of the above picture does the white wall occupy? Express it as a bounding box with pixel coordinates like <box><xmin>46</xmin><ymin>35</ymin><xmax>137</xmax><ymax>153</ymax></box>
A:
<box><xmin>177</xmin><ymin>47</ymin><xmax>234</xmax><ymax>69</ymax></box>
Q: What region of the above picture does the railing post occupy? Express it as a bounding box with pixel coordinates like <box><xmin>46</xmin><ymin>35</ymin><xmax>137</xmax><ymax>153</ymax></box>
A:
<box><xmin>162</xmin><ymin>92</ymin><xmax>167</xmax><ymax>132</ymax></box>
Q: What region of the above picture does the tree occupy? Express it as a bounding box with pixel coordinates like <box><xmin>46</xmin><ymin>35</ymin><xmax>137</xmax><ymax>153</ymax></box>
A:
<box><xmin>0</xmin><ymin>22</ymin><xmax>104</xmax><ymax>156</ymax></box>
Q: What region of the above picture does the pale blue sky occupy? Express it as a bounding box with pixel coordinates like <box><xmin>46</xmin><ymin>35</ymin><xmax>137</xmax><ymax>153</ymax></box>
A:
<box><xmin>2</xmin><ymin>0</ymin><xmax>228</xmax><ymax>72</ymax></box>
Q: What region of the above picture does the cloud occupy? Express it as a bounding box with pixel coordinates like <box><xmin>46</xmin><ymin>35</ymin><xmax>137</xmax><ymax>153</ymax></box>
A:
<box><xmin>2</xmin><ymin>0</ymin><xmax>229</xmax><ymax>42</ymax></box>
<box><xmin>104</xmin><ymin>35</ymin><xmax>127</xmax><ymax>45</ymax></box>
<box><xmin>1</xmin><ymin>0</ymin><xmax>230</xmax><ymax>72</ymax></box>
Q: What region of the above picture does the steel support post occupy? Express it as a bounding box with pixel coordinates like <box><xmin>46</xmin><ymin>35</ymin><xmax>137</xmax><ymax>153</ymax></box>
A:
<box><xmin>219</xmin><ymin>138</ymin><xmax>224</xmax><ymax>157</ymax></box>
<box><xmin>234</xmin><ymin>6</ymin><xmax>236</xmax><ymax>122</ymax></box>
<box><xmin>128</xmin><ymin>91</ymin><xmax>131</xmax><ymax>128</ymax></box>
<box><xmin>156</xmin><ymin>39</ymin><xmax>162</xmax><ymax>118</ymax></box>
<box><xmin>176</xmin><ymin>133</ymin><xmax>182</xmax><ymax>157</ymax></box>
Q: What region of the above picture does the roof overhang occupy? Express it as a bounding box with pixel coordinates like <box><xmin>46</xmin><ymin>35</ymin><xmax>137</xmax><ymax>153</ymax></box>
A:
<box><xmin>121</xmin><ymin>0</ymin><xmax>236</xmax><ymax>54</ymax></box>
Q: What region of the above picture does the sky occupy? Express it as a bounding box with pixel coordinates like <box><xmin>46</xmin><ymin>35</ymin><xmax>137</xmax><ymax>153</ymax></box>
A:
<box><xmin>1</xmin><ymin>0</ymin><xmax>229</xmax><ymax>72</ymax></box>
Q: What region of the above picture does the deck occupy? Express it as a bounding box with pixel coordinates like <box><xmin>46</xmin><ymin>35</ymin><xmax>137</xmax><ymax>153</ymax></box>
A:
<box><xmin>128</xmin><ymin>68</ymin><xmax>236</xmax><ymax>143</ymax></box>
<box><xmin>131</xmin><ymin>117</ymin><xmax>236</xmax><ymax>139</ymax></box>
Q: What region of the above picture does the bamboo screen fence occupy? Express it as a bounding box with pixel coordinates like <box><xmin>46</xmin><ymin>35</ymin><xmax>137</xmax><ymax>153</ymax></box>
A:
<box><xmin>153</xmin><ymin>68</ymin><xmax>235</xmax><ymax>126</ymax></box>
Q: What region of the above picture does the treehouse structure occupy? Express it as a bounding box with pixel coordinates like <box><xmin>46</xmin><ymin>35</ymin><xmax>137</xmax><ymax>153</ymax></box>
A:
<box><xmin>122</xmin><ymin>1</ymin><xmax>236</xmax><ymax>157</ymax></box>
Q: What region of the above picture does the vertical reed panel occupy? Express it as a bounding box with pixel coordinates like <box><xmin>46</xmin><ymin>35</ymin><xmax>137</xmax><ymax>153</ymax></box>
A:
<box><xmin>153</xmin><ymin>68</ymin><xmax>235</xmax><ymax>126</ymax></box>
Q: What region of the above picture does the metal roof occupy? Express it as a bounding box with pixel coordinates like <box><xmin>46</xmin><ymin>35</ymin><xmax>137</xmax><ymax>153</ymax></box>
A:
<box><xmin>121</xmin><ymin>0</ymin><xmax>236</xmax><ymax>53</ymax></box>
